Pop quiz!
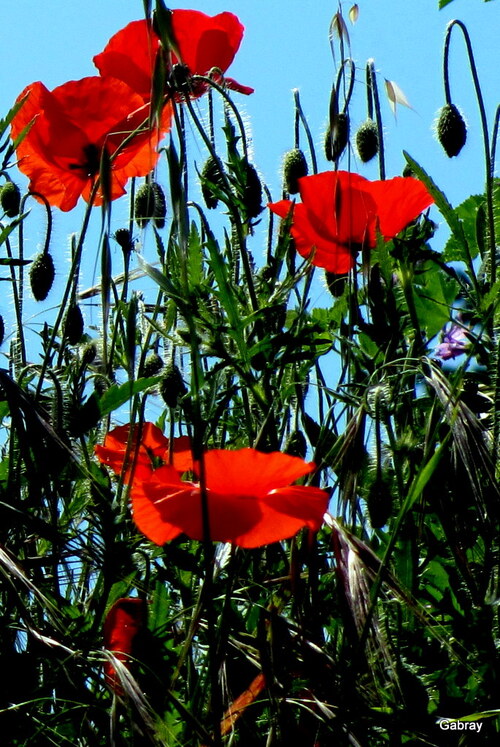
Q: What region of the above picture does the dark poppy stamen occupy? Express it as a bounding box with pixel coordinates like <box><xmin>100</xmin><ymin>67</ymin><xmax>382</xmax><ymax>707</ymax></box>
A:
<box><xmin>69</xmin><ymin>143</ymin><xmax>101</xmax><ymax>177</ymax></box>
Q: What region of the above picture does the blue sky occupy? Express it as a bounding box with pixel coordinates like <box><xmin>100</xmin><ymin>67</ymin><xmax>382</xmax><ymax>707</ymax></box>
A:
<box><xmin>1</xmin><ymin>0</ymin><xmax>499</xmax><ymax>331</ymax></box>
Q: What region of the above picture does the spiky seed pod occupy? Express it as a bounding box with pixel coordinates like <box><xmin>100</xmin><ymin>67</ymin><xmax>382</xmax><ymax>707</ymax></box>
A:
<box><xmin>63</xmin><ymin>304</ymin><xmax>84</xmax><ymax>345</ymax></box>
<box><xmin>0</xmin><ymin>315</ymin><xmax>4</xmax><ymax>346</ymax></box>
<box><xmin>282</xmin><ymin>148</ymin><xmax>308</xmax><ymax>194</ymax></box>
<box><xmin>0</xmin><ymin>181</ymin><xmax>21</xmax><ymax>218</ymax></box>
<box><xmin>135</xmin><ymin>182</ymin><xmax>166</xmax><ymax>229</ymax></box>
<box><xmin>29</xmin><ymin>252</ymin><xmax>55</xmax><ymax>301</ymax></box>
<box><xmin>436</xmin><ymin>103</ymin><xmax>467</xmax><ymax>158</ymax></box>
<box><xmin>160</xmin><ymin>363</ymin><xmax>187</xmax><ymax>408</ymax></box>
<box><xmin>284</xmin><ymin>429</ymin><xmax>308</xmax><ymax>459</ymax></box>
<box><xmin>114</xmin><ymin>228</ymin><xmax>134</xmax><ymax>255</ymax></box>
<box><xmin>140</xmin><ymin>352</ymin><xmax>164</xmax><ymax>378</ymax></box>
<box><xmin>325</xmin><ymin>112</ymin><xmax>349</xmax><ymax>162</ymax></box>
<box><xmin>355</xmin><ymin>119</ymin><xmax>379</xmax><ymax>163</ymax></box>
<box><xmin>200</xmin><ymin>157</ymin><xmax>225</xmax><ymax>209</ymax></box>
<box><xmin>242</xmin><ymin>161</ymin><xmax>263</xmax><ymax>218</ymax></box>
<box><xmin>366</xmin><ymin>476</ymin><xmax>393</xmax><ymax>529</ymax></box>
<box><xmin>151</xmin><ymin>182</ymin><xmax>167</xmax><ymax>228</ymax></box>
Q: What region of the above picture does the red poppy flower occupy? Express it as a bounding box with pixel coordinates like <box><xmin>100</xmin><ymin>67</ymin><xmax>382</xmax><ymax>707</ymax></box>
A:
<box><xmin>131</xmin><ymin>448</ymin><xmax>329</xmax><ymax>548</ymax></box>
<box><xmin>10</xmin><ymin>77</ymin><xmax>171</xmax><ymax>211</ymax></box>
<box><xmin>93</xmin><ymin>10</ymin><xmax>253</xmax><ymax>102</ymax></box>
<box><xmin>95</xmin><ymin>422</ymin><xmax>193</xmax><ymax>481</ymax></box>
<box><xmin>103</xmin><ymin>597</ymin><xmax>145</xmax><ymax>694</ymax></box>
<box><xmin>268</xmin><ymin>171</ymin><xmax>434</xmax><ymax>273</ymax></box>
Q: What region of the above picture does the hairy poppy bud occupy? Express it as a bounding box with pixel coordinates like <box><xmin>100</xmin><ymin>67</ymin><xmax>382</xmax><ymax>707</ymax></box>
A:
<box><xmin>325</xmin><ymin>112</ymin><xmax>349</xmax><ymax>162</ymax></box>
<box><xmin>64</xmin><ymin>304</ymin><xmax>84</xmax><ymax>345</ymax></box>
<box><xmin>135</xmin><ymin>182</ymin><xmax>167</xmax><ymax>229</ymax></box>
<box><xmin>30</xmin><ymin>252</ymin><xmax>55</xmax><ymax>301</ymax></box>
<box><xmin>366</xmin><ymin>475</ymin><xmax>393</xmax><ymax>529</ymax></box>
<box><xmin>140</xmin><ymin>352</ymin><xmax>164</xmax><ymax>378</ymax></box>
<box><xmin>200</xmin><ymin>156</ymin><xmax>225</xmax><ymax>209</ymax></box>
<box><xmin>325</xmin><ymin>271</ymin><xmax>348</xmax><ymax>298</ymax></box>
<box><xmin>282</xmin><ymin>148</ymin><xmax>308</xmax><ymax>194</ymax></box>
<box><xmin>284</xmin><ymin>429</ymin><xmax>308</xmax><ymax>459</ymax></box>
<box><xmin>242</xmin><ymin>161</ymin><xmax>263</xmax><ymax>218</ymax></box>
<box><xmin>160</xmin><ymin>363</ymin><xmax>187</xmax><ymax>408</ymax></box>
<box><xmin>80</xmin><ymin>342</ymin><xmax>97</xmax><ymax>367</ymax></box>
<box><xmin>0</xmin><ymin>181</ymin><xmax>21</xmax><ymax>218</ymax></box>
<box><xmin>436</xmin><ymin>103</ymin><xmax>467</xmax><ymax>158</ymax></box>
<box><xmin>355</xmin><ymin>119</ymin><xmax>379</xmax><ymax>163</ymax></box>
<box><xmin>114</xmin><ymin>228</ymin><xmax>134</xmax><ymax>255</ymax></box>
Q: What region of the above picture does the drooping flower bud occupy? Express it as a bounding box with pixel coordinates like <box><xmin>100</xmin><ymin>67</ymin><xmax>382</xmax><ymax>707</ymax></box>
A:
<box><xmin>0</xmin><ymin>181</ymin><xmax>21</xmax><ymax>218</ymax></box>
<box><xmin>325</xmin><ymin>112</ymin><xmax>349</xmax><ymax>162</ymax></box>
<box><xmin>160</xmin><ymin>363</ymin><xmax>187</xmax><ymax>408</ymax></box>
<box><xmin>436</xmin><ymin>103</ymin><xmax>467</xmax><ymax>158</ymax></box>
<box><xmin>242</xmin><ymin>160</ymin><xmax>263</xmax><ymax>218</ymax></box>
<box><xmin>282</xmin><ymin>148</ymin><xmax>308</xmax><ymax>195</ymax></box>
<box><xmin>64</xmin><ymin>304</ymin><xmax>84</xmax><ymax>345</ymax></box>
<box><xmin>325</xmin><ymin>271</ymin><xmax>348</xmax><ymax>298</ymax></box>
<box><xmin>29</xmin><ymin>252</ymin><xmax>55</xmax><ymax>301</ymax></box>
<box><xmin>355</xmin><ymin>119</ymin><xmax>379</xmax><ymax>163</ymax></box>
<box><xmin>134</xmin><ymin>182</ymin><xmax>167</xmax><ymax>229</ymax></box>
<box><xmin>140</xmin><ymin>352</ymin><xmax>164</xmax><ymax>378</ymax></box>
<box><xmin>200</xmin><ymin>156</ymin><xmax>225</xmax><ymax>209</ymax></box>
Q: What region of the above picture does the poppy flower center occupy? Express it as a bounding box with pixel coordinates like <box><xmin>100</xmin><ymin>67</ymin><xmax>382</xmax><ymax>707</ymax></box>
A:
<box><xmin>69</xmin><ymin>143</ymin><xmax>102</xmax><ymax>178</ymax></box>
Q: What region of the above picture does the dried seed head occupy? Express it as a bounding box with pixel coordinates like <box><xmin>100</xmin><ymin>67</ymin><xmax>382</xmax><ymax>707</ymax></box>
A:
<box><xmin>114</xmin><ymin>228</ymin><xmax>134</xmax><ymax>255</ymax></box>
<box><xmin>151</xmin><ymin>182</ymin><xmax>167</xmax><ymax>228</ymax></box>
<box><xmin>325</xmin><ymin>112</ymin><xmax>349</xmax><ymax>162</ymax></box>
<box><xmin>0</xmin><ymin>181</ymin><xmax>21</xmax><ymax>218</ymax></box>
<box><xmin>436</xmin><ymin>103</ymin><xmax>467</xmax><ymax>158</ymax></box>
<box><xmin>64</xmin><ymin>304</ymin><xmax>84</xmax><ymax>345</ymax></box>
<box><xmin>355</xmin><ymin>119</ymin><xmax>379</xmax><ymax>163</ymax></box>
<box><xmin>30</xmin><ymin>252</ymin><xmax>55</xmax><ymax>301</ymax></box>
<box><xmin>200</xmin><ymin>156</ymin><xmax>225</xmax><ymax>209</ymax></box>
<box><xmin>160</xmin><ymin>363</ymin><xmax>187</xmax><ymax>408</ymax></box>
<box><xmin>282</xmin><ymin>148</ymin><xmax>308</xmax><ymax>194</ymax></box>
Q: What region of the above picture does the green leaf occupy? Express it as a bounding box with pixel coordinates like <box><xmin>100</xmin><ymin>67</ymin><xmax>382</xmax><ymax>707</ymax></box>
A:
<box><xmin>98</xmin><ymin>376</ymin><xmax>161</xmax><ymax>416</ymax></box>
<box><xmin>443</xmin><ymin>194</ymin><xmax>484</xmax><ymax>262</ymax></box>
<box><xmin>412</xmin><ymin>261</ymin><xmax>460</xmax><ymax>337</ymax></box>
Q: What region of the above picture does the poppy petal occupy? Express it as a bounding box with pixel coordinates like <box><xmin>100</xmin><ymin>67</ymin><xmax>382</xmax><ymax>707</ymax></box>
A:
<box><xmin>367</xmin><ymin>176</ymin><xmax>434</xmax><ymax>237</ymax></box>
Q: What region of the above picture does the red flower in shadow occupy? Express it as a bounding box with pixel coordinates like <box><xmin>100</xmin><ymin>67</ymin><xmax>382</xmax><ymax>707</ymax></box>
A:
<box><xmin>103</xmin><ymin>597</ymin><xmax>146</xmax><ymax>694</ymax></box>
<box><xmin>131</xmin><ymin>448</ymin><xmax>329</xmax><ymax>548</ymax></box>
<box><xmin>95</xmin><ymin>422</ymin><xmax>193</xmax><ymax>482</ymax></box>
<box><xmin>10</xmin><ymin>77</ymin><xmax>171</xmax><ymax>211</ymax></box>
<box><xmin>93</xmin><ymin>10</ymin><xmax>253</xmax><ymax>102</ymax></box>
<box><xmin>268</xmin><ymin>171</ymin><xmax>434</xmax><ymax>273</ymax></box>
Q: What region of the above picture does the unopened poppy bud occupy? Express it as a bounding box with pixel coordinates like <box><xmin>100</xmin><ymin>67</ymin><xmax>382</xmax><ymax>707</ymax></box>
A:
<box><xmin>366</xmin><ymin>476</ymin><xmax>393</xmax><ymax>529</ymax></box>
<box><xmin>140</xmin><ymin>352</ymin><xmax>164</xmax><ymax>378</ymax></box>
<box><xmin>30</xmin><ymin>252</ymin><xmax>55</xmax><ymax>301</ymax></box>
<box><xmin>152</xmin><ymin>182</ymin><xmax>166</xmax><ymax>228</ymax></box>
<box><xmin>64</xmin><ymin>304</ymin><xmax>84</xmax><ymax>345</ymax></box>
<box><xmin>284</xmin><ymin>429</ymin><xmax>308</xmax><ymax>459</ymax></box>
<box><xmin>0</xmin><ymin>314</ymin><xmax>4</xmax><ymax>346</ymax></box>
<box><xmin>0</xmin><ymin>181</ymin><xmax>21</xmax><ymax>218</ymax></box>
<box><xmin>325</xmin><ymin>271</ymin><xmax>348</xmax><ymax>298</ymax></box>
<box><xmin>135</xmin><ymin>182</ymin><xmax>166</xmax><ymax>229</ymax></box>
<box><xmin>114</xmin><ymin>228</ymin><xmax>134</xmax><ymax>254</ymax></box>
<box><xmin>355</xmin><ymin>119</ymin><xmax>379</xmax><ymax>163</ymax></box>
<box><xmin>436</xmin><ymin>103</ymin><xmax>467</xmax><ymax>158</ymax></box>
<box><xmin>160</xmin><ymin>363</ymin><xmax>187</xmax><ymax>408</ymax></box>
<box><xmin>242</xmin><ymin>161</ymin><xmax>263</xmax><ymax>218</ymax></box>
<box><xmin>200</xmin><ymin>156</ymin><xmax>225</xmax><ymax>209</ymax></box>
<box><xmin>80</xmin><ymin>342</ymin><xmax>97</xmax><ymax>367</ymax></box>
<box><xmin>282</xmin><ymin>148</ymin><xmax>308</xmax><ymax>195</ymax></box>
<box><xmin>325</xmin><ymin>112</ymin><xmax>349</xmax><ymax>162</ymax></box>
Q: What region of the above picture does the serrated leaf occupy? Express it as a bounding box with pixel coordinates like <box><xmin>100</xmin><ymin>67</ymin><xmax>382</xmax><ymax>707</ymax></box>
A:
<box><xmin>385</xmin><ymin>79</ymin><xmax>412</xmax><ymax>115</ymax></box>
<box><xmin>443</xmin><ymin>194</ymin><xmax>484</xmax><ymax>262</ymax></box>
<box><xmin>403</xmin><ymin>151</ymin><xmax>472</xmax><ymax>264</ymax></box>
